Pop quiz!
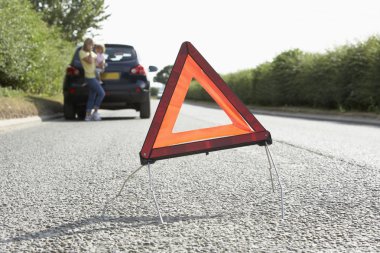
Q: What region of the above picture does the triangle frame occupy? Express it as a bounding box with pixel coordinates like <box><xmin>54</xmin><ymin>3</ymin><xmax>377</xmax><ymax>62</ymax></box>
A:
<box><xmin>140</xmin><ymin>42</ymin><xmax>271</xmax><ymax>165</ymax></box>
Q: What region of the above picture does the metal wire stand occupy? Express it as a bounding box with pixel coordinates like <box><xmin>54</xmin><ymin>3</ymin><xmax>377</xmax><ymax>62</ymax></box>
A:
<box><xmin>148</xmin><ymin>163</ymin><xmax>164</xmax><ymax>224</ymax></box>
<box><xmin>264</xmin><ymin>142</ymin><xmax>284</xmax><ymax>219</ymax></box>
<box><xmin>103</xmin><ymin>144</ymin><xmax>283</xmax><ymax>222</ymax></box>
<box><xmin>102</xmin><ymin>165</ymin><xmax>145</xmax><ymax>216</ymax></box>
<box><xmin>102</xmin><ymin>163</ymin><xmax>164</xmax><ymax>224</ymax></box>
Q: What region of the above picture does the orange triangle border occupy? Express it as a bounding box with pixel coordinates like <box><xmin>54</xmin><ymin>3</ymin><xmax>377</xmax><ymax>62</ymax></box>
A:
<box><xmin>140</xmin><ymin>42</ymin><xmax>271</xmax><ymax>165</ymax></box>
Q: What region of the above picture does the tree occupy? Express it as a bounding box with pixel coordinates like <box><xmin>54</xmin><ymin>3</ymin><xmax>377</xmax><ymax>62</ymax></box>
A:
<box><xmin>271</xmin><ymin>49</ymin><xmax>304</xmax><ymax>105</ymax></box>
<box><xmin>0</xmin><ymin>0</ymin><xmax>73</xmax><ymax>93</ymax></box>
<box><xmin>29</xmin><ymin>0</ymin><xmax>110</xmax><ymax>42</ymax></box>
<box><xmin>154</xmin><ymin>65</ymin><xmax>173</xmax><ymax>84</ymax></box>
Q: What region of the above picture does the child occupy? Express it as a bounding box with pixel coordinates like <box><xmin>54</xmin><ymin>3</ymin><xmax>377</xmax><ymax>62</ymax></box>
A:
<box><xmin>94</xmin><ymin>44</ymin><xmax>106</xmax><ymax>84</ymax></box>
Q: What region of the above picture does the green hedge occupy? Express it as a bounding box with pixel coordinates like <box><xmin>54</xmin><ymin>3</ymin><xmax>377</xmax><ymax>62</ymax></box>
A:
<box><xmin>150</xmin><ymin>87</ymin><xmax>159</xmax><ymax>97</ymax></box>
<box><xmin>0</xmin><ymin>0</ymin><xmax>73</xmax><ymax>94</ymax></box>
<box><xmin>187</xmin><ymin>36</ymin><xmax>380</xmax><ymax>112</ymax></box>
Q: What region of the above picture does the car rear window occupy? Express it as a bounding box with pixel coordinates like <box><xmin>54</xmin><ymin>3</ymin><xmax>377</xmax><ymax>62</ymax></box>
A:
<box><xmin>104</xmin><ymin>46</ymin><xmax>136</xmax><ymax>62</ymax></box>
<box><xmin>72</xmin><ymin>45</ymin><xmax>137</xmax><ymax>66</ymax></box>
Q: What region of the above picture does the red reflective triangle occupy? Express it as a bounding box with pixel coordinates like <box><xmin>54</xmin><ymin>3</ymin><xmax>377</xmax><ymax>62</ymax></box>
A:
<box><xmin>140</xmin><ymin>42</ymin><xmax>271</xmax><ymax>165</ymax></box>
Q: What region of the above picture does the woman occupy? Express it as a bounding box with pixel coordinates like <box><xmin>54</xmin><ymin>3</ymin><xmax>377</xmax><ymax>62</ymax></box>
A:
<box><xmin>79</xmin><ymin>38</ymin><xmax>105</xmax><ymax>121</ymax></box>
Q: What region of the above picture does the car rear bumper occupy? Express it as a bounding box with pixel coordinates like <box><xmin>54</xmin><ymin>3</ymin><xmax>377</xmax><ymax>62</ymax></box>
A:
<box><xmin>64</xmin><ymin>83</ymin><xmax>150</xmax><ymax>110</ymax></box>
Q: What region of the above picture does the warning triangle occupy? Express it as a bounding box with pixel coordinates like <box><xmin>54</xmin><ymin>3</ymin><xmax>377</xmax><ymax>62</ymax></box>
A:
<box><xmin>140</xmin><ymin>42</ymin><xmax>271</xmax><ymax>165</ymax></box>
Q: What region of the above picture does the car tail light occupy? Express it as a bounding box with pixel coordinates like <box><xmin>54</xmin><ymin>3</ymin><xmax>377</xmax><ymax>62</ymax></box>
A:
<box><xmin>135</xmin><ymin>87</ymin><xmax>142</xmax><ymax>93</ymax></box>
<box><xmin>69</xmin><ymin>87</ymin><xmax>76</xmax><ymax>94</ymax></box>
<box><xmin>66</xmin><ymin>66</ymin><xmax>79</xmax><ymax>76</ymax></box>
<box><xmin>130</xmin><ymin>65</ymin><xmax>146</xmax><ymax>76</ymax></box>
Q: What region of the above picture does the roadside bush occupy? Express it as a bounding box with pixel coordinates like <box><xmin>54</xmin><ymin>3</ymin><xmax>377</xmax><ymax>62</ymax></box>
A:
<box><xmin>223</xmin><ymin>70</ymin><xmax>252</xmax><ymax>104</ymax></box>
<box><xmin>0</xmin><ymin>0</ymin><xmax>73</xmax><ymax>94</ymax></box>
<box><xmin>187</xmin><ymin>79</ymin><xmax>213</xmax><ymax>102</ymax></box>
<box><xmin>187</xmin><ymin>36</ymin><xmax>380</xmax><ymax>113</ymax></box>
<box><xmin>187</xmin><ymin>70</ymin><xmax>253</xmax><ymax>104</ymax></box>
<box><xmin>251</xmin><ymin>62</ymin><xmax>275</xmax><ymax>106</ymax></box>
<box><xmin>150</xmin><ymin>87</ymin><xmax>158</xmax><ymax>97</ymax></box>
<box><xmin>0</xmin><ymin>87</ymin><xmax>26</xmax><ymax>97</ymax></box>
<box><xmin>338</xmin><ymin>38</ymin><xmax>380</xmax><ymax>111</ymax></box>
<box><xmin>270</xmin><ymin>49</ymin><xmax>305</xmax><ymax>106</ymax></box>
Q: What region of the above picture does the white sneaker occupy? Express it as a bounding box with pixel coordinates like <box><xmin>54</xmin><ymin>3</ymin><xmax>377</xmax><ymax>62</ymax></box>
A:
<box><xmin>92</xmin><ymin>112</ymin><xmax>101</xmax><ymax>121</ymax></box>
<box><xmin>85</xmin><ymin>115</ymin><xmax>92</xmax><ymax>121</ymax></box>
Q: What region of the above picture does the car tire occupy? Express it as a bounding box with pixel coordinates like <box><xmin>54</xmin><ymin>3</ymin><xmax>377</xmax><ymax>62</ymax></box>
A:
<box><xmin>77</xmin><ymin>108</ymin><xmax>86</xmax><ymax>120</ymax></box>
<box><xmin>64</xmin><ymin>102</ymin><xmax>75</xmax><ymax>120</ymax></box>
<box><xmin>140</xmin><ymin>99</ymin><xmax>150</xmax><ymax>119</ymax></box>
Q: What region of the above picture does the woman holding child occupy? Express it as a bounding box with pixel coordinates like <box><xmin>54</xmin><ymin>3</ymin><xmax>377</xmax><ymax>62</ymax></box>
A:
<box><xmin>79</xmin><ymin>38</ymin><xmax>105</xmax><ymax>121</ymax></box>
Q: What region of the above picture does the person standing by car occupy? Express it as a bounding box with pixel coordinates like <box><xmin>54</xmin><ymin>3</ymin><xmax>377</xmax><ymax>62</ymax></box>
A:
<box><xmin>79</xmin><ymin>38</ymin><xmax>105</xmax><ymax>121</ymax></box>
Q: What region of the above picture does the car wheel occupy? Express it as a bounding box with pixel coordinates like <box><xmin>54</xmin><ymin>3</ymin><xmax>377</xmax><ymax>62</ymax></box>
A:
<box><xmin>140</xmin><ymin>99</ymin><xmax>150</xmax><ymax>119</ymax></box>
<box><xmin>64</xmin><ymin>102</ymin><xmax>75</xmax><ymax>120</ymax></box>
<box><xmin>77</xmin><ymin>108</ymin><xmax>86</xmax><ymax>120</ymax></box>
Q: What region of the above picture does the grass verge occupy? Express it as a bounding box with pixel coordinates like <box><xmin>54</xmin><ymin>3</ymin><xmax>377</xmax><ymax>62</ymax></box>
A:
<box><xmin>0</xmin><ymin>88</ymin><xmax>63</xmax><ymax>120</ymax></box>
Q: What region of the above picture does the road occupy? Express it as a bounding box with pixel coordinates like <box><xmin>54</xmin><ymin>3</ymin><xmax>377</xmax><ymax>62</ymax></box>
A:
<box><xmin>1</xmin><ymin>99</ymin><xmax>379</xmax><ymax>252</ymax></box>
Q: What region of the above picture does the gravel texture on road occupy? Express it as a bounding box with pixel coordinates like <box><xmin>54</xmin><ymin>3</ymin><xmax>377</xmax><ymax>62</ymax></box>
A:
<box><xmin>0</xmin><ymin>101</ymin><xmax>379</xmax><ymax>252</ymax></box>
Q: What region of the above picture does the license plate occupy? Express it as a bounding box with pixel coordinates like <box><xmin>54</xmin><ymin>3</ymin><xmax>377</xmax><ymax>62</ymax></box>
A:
<box><xmin>101</xmin><ymin>72</ymin><xmax>120</xmax><ymax>80</ymax></box>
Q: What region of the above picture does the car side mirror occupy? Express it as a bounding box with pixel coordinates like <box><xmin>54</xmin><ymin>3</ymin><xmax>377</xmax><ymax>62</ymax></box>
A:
<box><xmin>148</xmin><ymin>66</ymin><xmax>158</xmax><ymax>72</ymax></box>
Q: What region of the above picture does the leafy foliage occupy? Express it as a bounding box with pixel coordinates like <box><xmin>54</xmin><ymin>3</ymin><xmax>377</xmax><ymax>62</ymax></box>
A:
<box><xmin>29</xmin><ymin>0</ymin><xmax>110</xmax><ymax>42</ymax></box>
<box><xmin>0</xmin><ymin>0</ymin><xmax>73</xmax><ymax>94</ymax></box>
<box><xmin>154</xmin><ymin>65</ymin><xmax>173</xmax><ymax>84</ymax></box>
<box><xmin>150</xmin><ymin>87</ymin><xmax>158</xmax><ymax>97</ymax></box>
<box><xmin>223</xmin><ymin>70</ymin><xmax>253</xmax><ymax>104</ymax></box>
<box><xmin>187</xmin><ymin>36</ymin><xmax>380</xmax><ymax>112</ymax></box>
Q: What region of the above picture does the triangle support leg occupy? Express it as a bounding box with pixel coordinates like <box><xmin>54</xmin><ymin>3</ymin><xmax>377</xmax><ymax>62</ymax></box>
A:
<box><xmin>148</xmin><ymin>163</ymin><xmax>164</xmax><ymax>224</ymax></box>
<box><xmin>102</xmin><ymin>165</ymin><xmax>146</xmax><ymax>216</ymax></box>
<box><xmin>265</xmin><ymin>145</ymin><xmax>276</xmax><ymax>193</ymax></box>
<box><xmin>264</xmin><ymin>143</ymin><xmax>285</xmax><ymax>219</ymax></box>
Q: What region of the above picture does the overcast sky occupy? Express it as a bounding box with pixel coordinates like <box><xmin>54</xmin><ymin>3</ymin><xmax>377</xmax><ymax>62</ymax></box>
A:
<box><xmin>95</xmin><ymin>0</ymin><xmax>380</xmax><ymax>74</ymax></box>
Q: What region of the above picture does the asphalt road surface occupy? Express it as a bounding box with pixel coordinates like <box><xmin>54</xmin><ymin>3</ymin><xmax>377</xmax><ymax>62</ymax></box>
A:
<box><xmin>1</xmin><ymin>100</ymin><xmax>379</xmax><ymax>252</ymax></box>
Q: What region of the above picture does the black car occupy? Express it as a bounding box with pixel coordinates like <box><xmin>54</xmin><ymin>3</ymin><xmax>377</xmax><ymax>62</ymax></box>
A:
<box><xmin>63</xmin><ymin>44</ymin><xmax>157</xmax><ymax>119</ymax></box>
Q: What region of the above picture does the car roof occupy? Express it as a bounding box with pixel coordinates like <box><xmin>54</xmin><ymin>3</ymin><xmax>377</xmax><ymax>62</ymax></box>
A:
<box><xmin>76</xmin><ymin>44</ymin><xmax>135</xmax><ymax>50</ymax></box>
<box><xmin>105</xmin><ymin>44</ymin><xmax>134</xmax><ymax>49</ymax></box>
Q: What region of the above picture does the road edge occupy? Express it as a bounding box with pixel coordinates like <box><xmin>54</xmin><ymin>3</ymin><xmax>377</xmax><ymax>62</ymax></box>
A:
<box><xmin>0</xmin><ymin>114</ymin><xmax>63</xmax><ymax>128</ymax></box>
<box><xmin>250</xmin><ymin>108</ymin><xmax>380</xmax><ymax>127</ymax></box>
<box><xmin>182</xmin><ymin>100</ymin><xmax>380</xmax><ymax>127</ymax></box>
<box><xmin>1</xmin><ymin>100</ymin><xmax>380</xmax><ymax>128</ymax></box>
